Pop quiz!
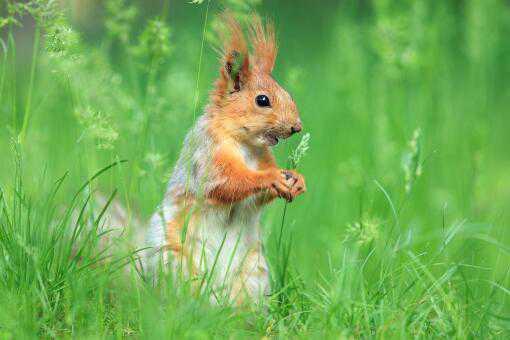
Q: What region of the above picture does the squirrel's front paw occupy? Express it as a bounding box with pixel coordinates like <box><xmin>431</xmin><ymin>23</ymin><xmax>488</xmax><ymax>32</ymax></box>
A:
<box><xmin>269</xmin><ymin>170</ymin><xmax>306</xmax><ymax>202</ymax></box>
<box><xmin>268</xmin><ymin>170</ymin><xmax>294</xmax><ymax>202</ymax></box>
<box><xmin>282</xmin><ymin>170</ymin><xmax>306</xmax><ymax>200</ymax></box>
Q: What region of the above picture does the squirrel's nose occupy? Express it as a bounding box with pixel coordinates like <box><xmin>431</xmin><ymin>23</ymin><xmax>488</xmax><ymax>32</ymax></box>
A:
<box><xmin>291</xmin><ymin>121</ymin><xmax>302</xmax><ymax>135</ymax></box>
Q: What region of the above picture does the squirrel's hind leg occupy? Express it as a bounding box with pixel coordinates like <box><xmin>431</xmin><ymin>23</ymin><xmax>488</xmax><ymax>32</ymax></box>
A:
<box><xmin>229</xmin><ymin>245</ymin><xmax>270</xmax><ymax>305</ymax></box>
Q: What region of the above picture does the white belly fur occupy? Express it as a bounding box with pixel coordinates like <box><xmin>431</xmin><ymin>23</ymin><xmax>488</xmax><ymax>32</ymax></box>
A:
<box><xmin>144</xmin><ymin>194</ymin><xmax>270</xmax><ymax>303</ymax></box>
<box><xmin>189</xmin><ymin>202</ymin><xmax>269</xmax><ymax>302</ymax></box>
<box><xmin>143</xmin><ymin>120</ymin><xmax>271</xmax><ymax>302</ymax></box>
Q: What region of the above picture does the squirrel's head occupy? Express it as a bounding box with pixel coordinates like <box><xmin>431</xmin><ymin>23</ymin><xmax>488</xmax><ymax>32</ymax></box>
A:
<box><xmin>209</xmin><ymin>13</ymin><xmax>302</xmax><ymax>147</ymax></box>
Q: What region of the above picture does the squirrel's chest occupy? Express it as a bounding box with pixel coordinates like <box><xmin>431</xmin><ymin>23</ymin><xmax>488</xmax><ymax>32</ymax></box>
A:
<box><xmin>239</xmin><ymin>145</ymin><xmax>260</xmax><ymax>170</ymax></box>
<box><xmin>202</xmin><ymin>196</ymin><xmax>261</xmax><ymax>230</ymax></box>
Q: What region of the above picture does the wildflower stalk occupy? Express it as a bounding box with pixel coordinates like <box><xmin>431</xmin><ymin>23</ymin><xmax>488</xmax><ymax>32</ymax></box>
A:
<box><xmin>272</xmin><ymin>133</ymin><xmax>310</xmax><ymax>317</ymax></box>
<box><xmin>19</xmin><ymin>26</ymin><xmax>40</xmax><ymax>144</ymax></box>
<box><xmin>180</xmin><ymin>0</ymin><xmax>211</xmax><ymax>283</ymax></box>
<box><xmin>0</xmin><ymin>37</ymin><xmax>7</xmax><ymax>105</ymax></box>
<box><xmin>277</xmin><ymin>133</ymin><xmax>310</xmax><ymax>258</ymax></box>
<box><xmin>8</xmin><ymin>29</ymin><xmax>17</xmax><ymax>132</ymax></box>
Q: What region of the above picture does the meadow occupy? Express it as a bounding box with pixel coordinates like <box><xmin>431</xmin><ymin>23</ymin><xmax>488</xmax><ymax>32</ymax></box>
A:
<box><xmin>1</xmin><ymin>0</ymin><xmax>510</xmax><ymax>338</ymax></box>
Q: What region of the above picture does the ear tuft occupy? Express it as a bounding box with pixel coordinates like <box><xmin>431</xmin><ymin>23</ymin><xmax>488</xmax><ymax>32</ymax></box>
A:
<box><xmin>211</xmin><ymin>11</ymin><xmax>250</xmax><ymax>104</ymax></box>
<box><xmin>249</xmin><ymin>14</ymin><xmax>277</xmax><ymax>74</ymax></box>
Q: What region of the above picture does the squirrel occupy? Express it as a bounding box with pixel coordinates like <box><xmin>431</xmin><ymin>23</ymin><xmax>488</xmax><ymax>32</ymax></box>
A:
<box><xmin>143</xmin><ymin>13</ymin><xmax>306</xmax><ymax>305</ymax></box>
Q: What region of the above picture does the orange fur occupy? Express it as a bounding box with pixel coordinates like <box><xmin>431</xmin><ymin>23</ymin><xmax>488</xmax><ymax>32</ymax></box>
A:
<box><xmin>249</xmin><ymin>15</ymin><xmax>277</xmax><ymax>74</ymax></box>
<box><xmin>158</xmin><ymin>12</ymin><xmax>305</xmax><ymax>304</ymax></box>
<box><xmin>165</xmin><ymin>198</ymin><xmax>194</xmax><ymax>253</ymax></box>
<box><xmin>211</xmin><ymin>12</ymin><xmax>250</xmax><ymax>106</ymax></box>
<box><xmin>207</xmin><ymin>143</ymin><xmax>277</xmax><ymax>204</ymax></box>
<box><xmin>165</xmin><ymin>198</ymin><xmax>200</xmax><ymax>277</ymax></box>
<box><xmin>204</xmin><ymin>13</ymin><xmax>304</xmax><ymax>205</ymax></box>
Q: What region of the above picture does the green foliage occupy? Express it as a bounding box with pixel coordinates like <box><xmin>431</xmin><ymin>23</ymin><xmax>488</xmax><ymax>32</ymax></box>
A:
<box><xmin>74</xmin><ymin>107</ymin><xmax>119</xmax><ymax>150</ymax></box>
<box><xmin>0</xmin><ymin>152</ymin><xmax>130</xmax><ymax>337</ymax></box>
<box><xmin>133</xmin><ymin>19</ymin><xmax>172</xmax><ymax>65</ymax></box>
<box><xmin>104</xmin><ymin>0</ymin><xmax>138</xmax><ymax>44</ymax></box>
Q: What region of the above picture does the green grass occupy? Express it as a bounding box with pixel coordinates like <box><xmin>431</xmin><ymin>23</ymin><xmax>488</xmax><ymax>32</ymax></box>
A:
<box><xmin>1</xmin><ymin>0</ymin><xmax>510</xmax><ymax>338</ymax></box>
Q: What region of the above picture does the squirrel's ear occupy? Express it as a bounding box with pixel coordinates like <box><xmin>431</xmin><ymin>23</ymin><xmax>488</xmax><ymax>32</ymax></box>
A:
<box><xmin>215</xmin><ymin>12</ymin><xmax>250</xmax><ymax>96</ymax></box>
<box><xmin>224</xmin><ymin>50</ymin><xmax>249</xmax><ymax>92</ymax></box>
<box><xmin>249</xmin><ymin>15</ymin><xmax>277</xmax><ymax>74</ymax></box>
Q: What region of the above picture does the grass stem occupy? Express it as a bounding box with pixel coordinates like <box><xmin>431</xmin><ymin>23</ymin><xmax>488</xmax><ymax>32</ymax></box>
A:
<box><xmin>19</xmin><ymin>27</ymin><xmax>40</xmax><ymax>144</ymax></box>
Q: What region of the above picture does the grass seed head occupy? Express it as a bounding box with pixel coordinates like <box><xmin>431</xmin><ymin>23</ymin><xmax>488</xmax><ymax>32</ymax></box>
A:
<box><xmin>74</xmin><ymin>107</ymin><xmax>119</xmax><ymax>150</ymax></box>
<box><xmin>402</xmin><ymin>128</ymin><xmax>422</xmax><ymax>194</ymax></box>
<box><xmin>344</xmin><ymin>217</ymin><xmax>380</xmax><ymax>246</ymax></box>
<box><xmin>289</xmin><ymin>132</ymin><xmax>310</xmax><ymax>170</ymax></box>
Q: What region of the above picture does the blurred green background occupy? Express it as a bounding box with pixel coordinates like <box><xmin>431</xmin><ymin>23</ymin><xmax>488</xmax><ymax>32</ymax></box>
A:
<box><xmin>1</xmin><ymin>0</ymin><xmax>510</xmax><ymax>337</ymax></box>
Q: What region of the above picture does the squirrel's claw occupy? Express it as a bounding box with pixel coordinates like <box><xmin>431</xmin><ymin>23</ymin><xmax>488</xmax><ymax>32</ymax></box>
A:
<box><xmin>269</xmin><ymin>169</ymin><xmax>306</xmax><ymax>202</ymax></box>
<box><xmin>271</xmin><ymin>181</ymin><xmax>293</xmax><ymax>202</ymax></box>
<box><xmin>267</xmin><ymin>170</ymin><xmax>293</xmax><ymax>202</ymax></box>
<box><xmin>283</xmin><ymin>170</ymin><xmax>306</xmax><ymax>201</ymax></box>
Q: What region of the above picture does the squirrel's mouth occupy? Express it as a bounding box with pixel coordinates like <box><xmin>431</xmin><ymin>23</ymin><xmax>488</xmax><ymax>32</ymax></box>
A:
<box><xmin>263</xmin><ymin>132</ymin><xmax>280</xmax><ymax>146</ymax></box>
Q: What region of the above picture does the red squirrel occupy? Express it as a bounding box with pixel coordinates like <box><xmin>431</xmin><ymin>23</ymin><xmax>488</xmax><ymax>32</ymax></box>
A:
<box><xmin>144</xmin><ymin>13</ymin><xmax>306</xmax><ymax>304</ymax></box>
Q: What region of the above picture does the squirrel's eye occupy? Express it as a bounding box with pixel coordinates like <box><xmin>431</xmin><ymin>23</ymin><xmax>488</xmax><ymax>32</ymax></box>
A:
<box><xmin>255</xmin><ymin>94</ymin><xmax>271</xmax><ymax>107</ymax></box>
